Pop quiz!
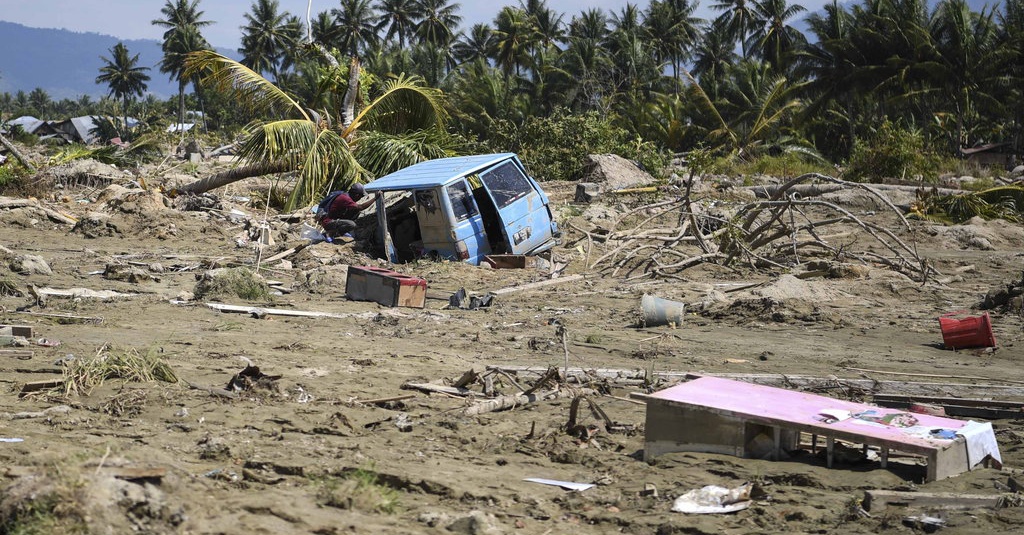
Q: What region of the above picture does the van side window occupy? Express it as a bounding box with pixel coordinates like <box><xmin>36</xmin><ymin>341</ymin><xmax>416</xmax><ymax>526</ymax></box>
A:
<box><xmin>446</xmin><ymin>180</ymin><xmax>478</xmax><ymax>221</ymax></box>
<box><xmin>481</xmin><ymin>161</ymin><xmax>532</xmax><ymax>208</ymax></box>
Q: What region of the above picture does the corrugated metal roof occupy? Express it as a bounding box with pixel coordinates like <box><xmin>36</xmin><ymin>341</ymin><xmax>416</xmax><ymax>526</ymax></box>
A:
<box><xmin>364</xmin><ymin>153</ymin><xmax>517</xmax><ymax>192</ymax></box>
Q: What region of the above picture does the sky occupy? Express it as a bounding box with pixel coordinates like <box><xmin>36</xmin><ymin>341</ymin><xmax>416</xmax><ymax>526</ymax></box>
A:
<box><xmin>0</xmin><ymin>0</ymin><xmax>834</xmax><ymax>50</ymax></box>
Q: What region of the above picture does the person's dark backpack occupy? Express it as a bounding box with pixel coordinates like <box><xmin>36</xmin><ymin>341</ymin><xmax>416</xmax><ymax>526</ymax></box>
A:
<box><xmin>316</xmin><ymin>191</ymin><xmax>344</xmax><ymax>217</ymax></box>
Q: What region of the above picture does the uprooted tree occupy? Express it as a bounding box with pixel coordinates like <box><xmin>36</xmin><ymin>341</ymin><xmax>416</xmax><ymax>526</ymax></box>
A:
<box><xmin>571</xmin><ymin>173</ymin><xmax>940</xmax><ymax>283</ymax></box>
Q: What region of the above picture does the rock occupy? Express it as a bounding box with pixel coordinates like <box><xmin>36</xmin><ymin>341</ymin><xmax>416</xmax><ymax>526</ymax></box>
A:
<box><xmin>446</xmin><ymin>510</ymin><xmax>500</xmax><ymax>535</ymax></box>
<box><xmin>575</xmin><ymin>182</ymin><xmax>600</xmax><ymax>203</ymax></box>
<box><xmin>10</xmin><ymin>254</ymin><xmax>51</xmax><ymax>275</ymax></box>
<box><xmin>103</xmin><ymin>263</ymin><xmax>159</xmax><ymax>283</ymax></box>
<box><xmin>197</xmin><ymin>435</ymin><xmax>231</xmax><ymax>460</ymax></box>
<box><xmin>73</xmin><ymin>212</ymin><xmax>121</xmax><ymax>238</ymax></box>
<box><xmin>418</xmin><ymin>512</ymin><xmax>451</xmax><ymax>528</ymax></box>
<box><xmin>580</xmin><ymin>154</ymin><xmax>656</xmax><ymax>192</ymax></box>
<box><xmin>1012</xmin><ymin>165</ymin><xmax>1024</xmax><ymax>178</ymax></box>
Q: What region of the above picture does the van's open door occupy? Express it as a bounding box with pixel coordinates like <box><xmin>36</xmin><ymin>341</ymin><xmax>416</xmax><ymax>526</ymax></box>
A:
<box><xmin>477</xmin><ymin>157</ymin><xmax>556</xmax><ymax>255</ymax></box>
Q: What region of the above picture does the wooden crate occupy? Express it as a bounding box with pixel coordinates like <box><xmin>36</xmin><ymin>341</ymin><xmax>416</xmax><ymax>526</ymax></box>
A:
<box><xmin>345</xmin><ymin>266</ymin><xmax>426</xmax><ymax>308</ymax></box>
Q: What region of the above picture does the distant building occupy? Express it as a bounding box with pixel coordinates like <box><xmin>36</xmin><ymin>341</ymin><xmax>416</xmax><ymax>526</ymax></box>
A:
<box><xmin>961</xmin><ymin>143</ymin><xmax>1017</xmax><ymax>169</ymax></box>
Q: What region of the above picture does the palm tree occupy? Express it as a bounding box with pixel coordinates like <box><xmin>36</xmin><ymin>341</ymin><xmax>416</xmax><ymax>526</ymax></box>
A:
<box><xmin>95</xmin><ymin>42</ymin><xmax>151</xmax><ymax>134</ymax></box>
<box><xmin>928</xmin><ymin>0</ymin><xmax>1010</xmax><ymax>151</ymax></box>
<box><xmin>152</xmin><ymin>0</ymin><xmax>213</xmax><ymax>126</ymax></box>
<box><xmin>644</xmin><ymin>0</ymin><xmax>703</xmax><ymax>81</ymax></box>
<box><xmin>491</xmin><ymin>7</ymin><xmax>536</xmax><ymax>78</ymax></box>
<box><xmin>413</xmin><ymin>0</ymin><xmax>462</xmax><ymax>83</ymax></box>
<box><xmin>179</xmin><ymin>50</ymin><xmax>452</xmax><ymax>209</ymax></box>
<box><xmin>240</xmin><ymin>0</ymin><xmax>296</xmax><ymax>81</ymax></box>
<box><xmin>711</xmin><ymin>0</ymin><xmax>758</xmax><ymax>57</ymax></box>
<box><xmin>332</xmin><ymin>0</ymin><xmax>379</xmax><ymax>57</ymax></box>
<box><xmin>569</xmin><ymin>8</ymin><xmax>608</xmax><ymax>42</ymax></box>
<box><xmin>747</xmin><ymin>0</ymin><xmax>806</xmax><ymax>73</ymax></box>
<box><xmin>28</xmin><ymin>88</ymin><xmax>51</xmax><ymax>117</ymax></box>
<box><xmin>376</xmin><ymin>0</ymin><xmax>422</xmax><ymax>49</ymax></box>
<box><xmin>692</xmin><ymin>22</ymin><xmax>739</xmax><ymax>100</ymax></box>
<box><xmin>454</xmin><ymin>23</ymin><xmax>494</xmax><ymax>64</ymax></box>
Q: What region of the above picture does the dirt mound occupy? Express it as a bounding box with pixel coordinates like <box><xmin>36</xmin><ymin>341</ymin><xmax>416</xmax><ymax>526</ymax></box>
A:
<box><xmin>921</xmin><ymin>216</ymin><xmax>1024</xmax><ymax>251</ymax></box>
<box><xmin>48</xmin><ymin>158</ymin><xmax>131</xmax><ymax>188</ymax></box>
<box><xmin>580</xmin><ymin>154</ymin><xmax>656</xmax><ymax>191</ymax></box>
<box><xmin>72</xmin><ymin>211</ymin><xmax>122</xmax><ymax>237</ymax></box>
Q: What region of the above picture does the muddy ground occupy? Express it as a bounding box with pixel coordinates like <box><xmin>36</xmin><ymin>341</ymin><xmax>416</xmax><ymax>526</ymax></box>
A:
<box><xmin>1</xmin><ymin>158</ymin><xmax>1023</xmax><ymax>534</ymax></box>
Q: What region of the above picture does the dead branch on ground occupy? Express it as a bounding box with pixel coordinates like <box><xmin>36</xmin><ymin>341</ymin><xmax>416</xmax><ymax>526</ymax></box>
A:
<box><xmin>578</xmin><ymin>173</ymin><xmax>939</xmax><ymax>282</ymax></box>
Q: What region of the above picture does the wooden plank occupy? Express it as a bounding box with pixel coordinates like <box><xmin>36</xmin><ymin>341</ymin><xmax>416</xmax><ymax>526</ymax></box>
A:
<box><xmin>489</xmin><ymin>274</ymin><xmax>585</xmax><ymax>296</ymax></box>
<box><xmin>0</xmin><ymin>325</ymin><xmax>33</xmax><ymax>338</ymax></box>
<box><xmin>19</xmin><ymin>379</ymin><xmax>64</xmax><ymax>396</ymax></box>
<box><xmin>38</xmin><ymin>287</ymin><xmax>137</xmax><ymax>299</ymax></box>
<box><xmin>0</xmin><ymin>349</ymin><xmax>34</xmax><ymax>360</ymax></box>
<box><xmin>863</xmin><ymin>490</ymin><xmax>1004</xmax><ymax>512</ymax></box>
<box><xmin>492</xmin><ymin>366</ymin><xmax>1024</xmax><ymax>399</ymax></box>
<box><xmin>400</xmin><ymin>382</ymin><xmax>479</xmax><ymax>397</ymax></box>
<box><xmin>873</xmin><ymin>394</ymin><xmax>1024</xmax><ymax>420</ymax></box>
<box><xmin>204</xmin><ymin>302</ymin><xmax>379</xmax><ymax>319</ymax></box>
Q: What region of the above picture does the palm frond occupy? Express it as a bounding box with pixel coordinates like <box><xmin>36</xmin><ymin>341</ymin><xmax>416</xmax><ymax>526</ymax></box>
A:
<box><xmin>348</xmin><ymin>74</ymin><xmax>448</xmax><ymax>136</ymax></box>
<box><xmin>238</xmin><ymin>119</ymin><xmax>319</xmax><ymax>167</ymax></box>
<box><xmin>356</xmin><ymin>129</ymin><xmax>459</xmax><ymax>179</ymax></box>
<box><xmin>286</xmin><ymin>129</ymin><xmax>362</xmax><ymax>211</ymax></box>
<box><xmin>184</xmin><ymin>50</ymin><xmax>308</xmax><ymax>120</ymax></box>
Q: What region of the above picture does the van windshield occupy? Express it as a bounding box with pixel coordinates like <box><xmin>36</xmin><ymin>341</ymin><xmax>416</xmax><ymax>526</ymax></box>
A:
<box><xmin>480</xmin><ymin>161</ymin><xmax>531</xmax><ymax>208</ymax></box>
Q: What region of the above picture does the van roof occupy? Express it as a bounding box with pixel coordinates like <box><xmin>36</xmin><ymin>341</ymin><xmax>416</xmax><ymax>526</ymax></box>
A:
<box><xmin>364</xmin><ymin>153</ymin><xmax>517</xmax><ymax>192</ymax></box>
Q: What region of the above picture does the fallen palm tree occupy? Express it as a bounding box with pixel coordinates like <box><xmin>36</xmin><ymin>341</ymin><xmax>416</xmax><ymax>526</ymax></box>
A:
<box><xmin>575</xmin><ymin>173</ymin><xmax>937</xmax><ymax>282</ymax></box>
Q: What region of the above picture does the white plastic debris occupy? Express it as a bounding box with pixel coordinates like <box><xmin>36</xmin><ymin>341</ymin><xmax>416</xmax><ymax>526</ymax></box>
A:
<box><xmin>671</xmin><ymin>483</ymin><xmax>753</xmax><ymax>514</ymax></box>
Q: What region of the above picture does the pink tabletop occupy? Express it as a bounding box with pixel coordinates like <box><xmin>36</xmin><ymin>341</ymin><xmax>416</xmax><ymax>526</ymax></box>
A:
<box><xmin>649</xmin><ymin>376</ymin><xmax>965</xmax><ymax>449</ymax></box>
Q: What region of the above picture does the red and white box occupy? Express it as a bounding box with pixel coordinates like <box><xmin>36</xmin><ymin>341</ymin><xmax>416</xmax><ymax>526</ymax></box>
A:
<box><xmin>345</xmin><ymin>266</ymin><xmax>426</xmax><ymax>308</ymax></box>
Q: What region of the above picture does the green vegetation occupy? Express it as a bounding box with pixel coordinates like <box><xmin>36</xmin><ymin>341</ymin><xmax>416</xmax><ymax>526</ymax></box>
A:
<box><xmin>489</xmin><ymin>109</ymin><xmax>667</xmax><ymax>181</ymax></box>
<box><xmin>317</xmin><ymin>468</ymin><xmax>401</xmax><ymax>514</ymax></box>
<box><xmin>911</xmin><ymin>185</ymin><xmax>1024</xmax><ymax>223</ymax></box>
<box><xmin>0</xmin><ymin>489</ymin><xmax>88</xmax><ymax>535</ymax></box>
<box><xmin>845</xmin><ymin>121</ymin><xmax>948</xmax><ymax>182</ymax></box>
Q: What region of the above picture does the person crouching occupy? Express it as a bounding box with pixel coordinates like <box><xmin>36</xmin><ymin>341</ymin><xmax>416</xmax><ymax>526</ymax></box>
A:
<box><xmin>317</xmin><ymin>184</ymin><xmax>373</xmax><ymax>239</ymax></box>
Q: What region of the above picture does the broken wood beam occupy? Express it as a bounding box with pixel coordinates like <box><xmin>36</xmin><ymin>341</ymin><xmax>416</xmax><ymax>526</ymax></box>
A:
<box><xmin>37</xmin><ymin>287</ymin><xmax>137</xmax><ymax>299</ymax></box>
<box><xmin>19</xmin><ymin>379</ymin><xmax>64</xmax><ymax>396</ymax></box>
<box><xmin>872</xmin><ymin>394</ymin><xmax>1024</xmax><ymax>420</ymax></box>
<box><xmin>259</xmin><ymin>243</ymin><xmax>309</xmax><ymax>265</ymax></box>
<box><xmin>489</xmin><ymin>274</ymin><xmax>585</xmax><ymax>296</ymax></box>
<box><xmin>401</xmin><ymin>382</ymin><xmax>479</xmax><ymax>397</ymax></box>
<box><xmin>204</xmin><ymin>302</ymin><xmax>389</xmax><ymax>320</ymax></box>
<box><xmin>863</xmin><ymin>490</ymin><xmax>1009</xmax><ymax>512</ymax></box>
<box><xmin>353</xmin><ymin>394</ymin><xmax>417</xmax><ymax>405</ymax></box>
<box><xmin>462</xmin><ymin>387</ymin><xmax>599</xmax><ymax>416</ymax></box>
<box><xmin>0</xmin><ymin>349</ymin><xmax>34</xmax><ymax>360</ymax></box>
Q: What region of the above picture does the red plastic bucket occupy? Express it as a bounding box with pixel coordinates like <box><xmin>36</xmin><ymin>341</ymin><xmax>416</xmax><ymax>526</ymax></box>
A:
<box><xmin>938</xmin><ymin>311</ymin><xmax>996</xmax><ymax>349</ymax></box>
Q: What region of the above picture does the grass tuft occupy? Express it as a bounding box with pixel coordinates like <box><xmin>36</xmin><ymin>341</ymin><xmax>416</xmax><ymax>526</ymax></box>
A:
<box><xmin>61</xmin><ymin>346</ymin><xmax>178</xmax><ymax>396</ymax></box>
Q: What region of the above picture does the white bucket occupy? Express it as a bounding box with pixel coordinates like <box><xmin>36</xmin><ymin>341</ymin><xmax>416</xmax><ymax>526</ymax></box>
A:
<box><xmin>641</xmin><ymin>294</ymin><xmax>685</xmax><ymax>327</ymax></box>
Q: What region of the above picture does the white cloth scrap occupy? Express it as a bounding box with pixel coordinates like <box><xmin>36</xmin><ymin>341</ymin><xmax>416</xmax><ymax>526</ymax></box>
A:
<box><xmin>956</xmin><ymin>420</ymin><xmax>1002</xmax><ymax>467</ymax></box>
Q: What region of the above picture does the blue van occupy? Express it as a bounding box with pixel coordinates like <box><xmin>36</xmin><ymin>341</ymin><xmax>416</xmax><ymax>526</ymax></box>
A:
<box><xmin>363</xmin><ymin>153</ymin><xmax>560</xmax><ymax>265</ymax></box>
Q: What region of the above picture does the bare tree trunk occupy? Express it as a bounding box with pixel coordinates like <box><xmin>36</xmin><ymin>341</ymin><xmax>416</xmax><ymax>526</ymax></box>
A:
<box><xmin>0</xmin><ymin>132</ymin><xmax>35</xmax><ymax>172</ymax></box>
<box><xmin>341</xmin><ymin>57</ymin><xmax>361</xmax><ymax>132</ymax></box>
<box><xmin>175</xmin><ymin>161</ymin><xmax>292</xmax><ymax>195</ymax></box>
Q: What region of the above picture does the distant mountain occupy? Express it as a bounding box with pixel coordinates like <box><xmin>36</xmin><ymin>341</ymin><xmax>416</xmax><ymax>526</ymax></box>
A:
<box><xmin>0</xmin><ymin>21</ymin><xmax>238</xmax><ymax>101</ymax></box>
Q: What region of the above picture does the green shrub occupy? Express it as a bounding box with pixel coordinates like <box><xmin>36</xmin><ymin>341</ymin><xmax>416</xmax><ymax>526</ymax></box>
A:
<box><xmin>488</xmin><ymin>108</ymin><xmax>668</xmax><ymax>181</ymax></box>
<box><xmin>711</xmin><ymin>153</ymin><xmax>835</xmax><ymax>178</ymax></box>
<box><xmin>845</xmin><ymin>121</ymin><xmax>945</xmax><ymax>182</ymax></box>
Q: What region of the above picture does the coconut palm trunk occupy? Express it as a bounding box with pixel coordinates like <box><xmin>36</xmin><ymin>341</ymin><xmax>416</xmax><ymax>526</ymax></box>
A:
<box><xmin>0</xmin><ymin>133</ymin><xmax>35</xmax><ymax>172</ymax></box>
<box><xmin>175</xmin><ymin>161</ymin><xmax>292</xmax><ymax>195</ymax></box>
